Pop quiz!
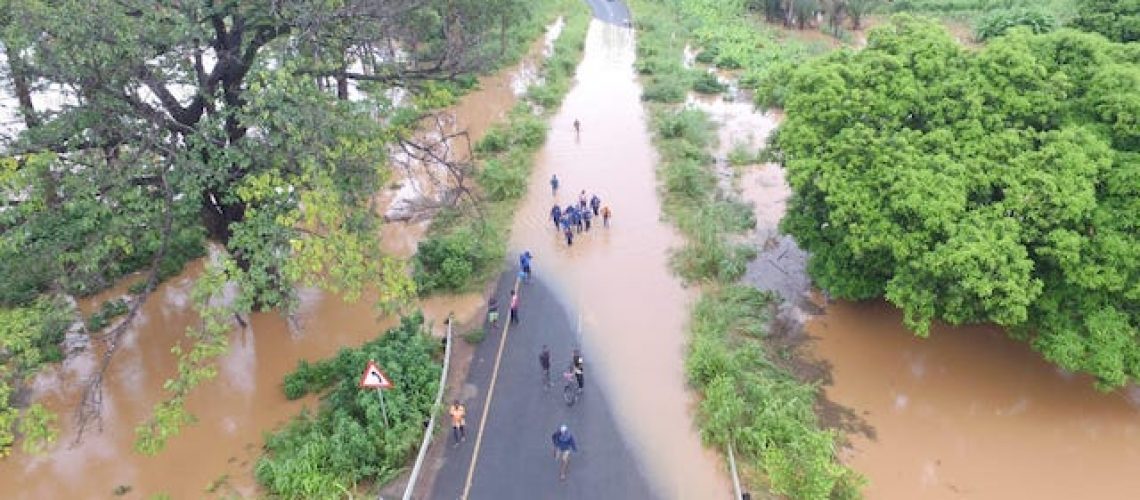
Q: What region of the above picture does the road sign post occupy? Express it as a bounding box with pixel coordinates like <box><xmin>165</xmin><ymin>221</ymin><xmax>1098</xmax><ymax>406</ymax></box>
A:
<box><xmin>360</xmin><ymin>360</ymin><xmax>395</xmax><ymax>427</ymax></box>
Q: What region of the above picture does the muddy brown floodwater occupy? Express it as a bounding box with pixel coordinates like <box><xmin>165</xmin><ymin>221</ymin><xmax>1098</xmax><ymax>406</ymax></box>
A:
<box><xmin>509</xmin><ymin>20</ymin><xmax>732</xmax><ymax>499</ymax></box>
<box><xmin>695</xmin><ymin>88</ymin><xmax>1140</xmax><ymax>499</ymax></box>
<box><xmin>0</xmin><ymin>22</ymin><xmax>559</xmax><ymax>497</ymax></box>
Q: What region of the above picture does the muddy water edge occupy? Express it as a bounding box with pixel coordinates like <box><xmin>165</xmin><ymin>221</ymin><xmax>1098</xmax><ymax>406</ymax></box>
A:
<box><xmin>509</xmin><ymin>20</ymin><xmax>733</xmax><ymax>499</ymax></box>
<box><xmin>700</xmin><ymin>78</ymin><xmax>1140</xmax><ymax>499</ymax></box>
<box><xmin>0</xmin><ymin>30</ymin><xmax>556</xmax><ymax>499</ymax></box>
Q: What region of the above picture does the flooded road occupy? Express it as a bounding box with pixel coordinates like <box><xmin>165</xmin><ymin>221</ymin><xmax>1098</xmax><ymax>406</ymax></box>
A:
<box><xmin>0</xmin><ymin>25</ymin><xmax>553</xmax><ymax>497</ymax></box>
<box><xmin>696</xmin><ymin>90</ymin><xmax>1140</xmax><ymax>499</ymax></box>
<box><xmin>509</xmin><ymin>20</ymin><xmax>732</xmax><ymax>499</ymax></box>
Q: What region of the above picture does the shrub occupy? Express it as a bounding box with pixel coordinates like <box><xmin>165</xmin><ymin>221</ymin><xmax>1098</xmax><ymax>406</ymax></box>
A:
<box><xmin>974</xmin><ymin>8</ymin><xmax>1058</xmax><ymax>41</ymax></box>
<box><xmin>692</xmin><ymin>72</ymin><xmax>727</xmax><ymax>94</ymax></box>
<box><xmin>642</xmin><ymin>77</ymin><xmax>689</xmax><ymax>103</ymax></box>
<box><xmin>85</xmin><ymin>298</ymin><xmax>129</xmax><ymax>332</ymax></box>
<box><xmin>257</xmin><ymin>313</ymin><xmax>441</xmax><ymax>498</ymax></box>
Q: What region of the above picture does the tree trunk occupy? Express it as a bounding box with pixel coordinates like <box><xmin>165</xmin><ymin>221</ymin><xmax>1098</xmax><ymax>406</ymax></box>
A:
<box><xmin>5</xmin><ymin>43</ymin><xmax>60</xmax><ymax>208</ymax></box>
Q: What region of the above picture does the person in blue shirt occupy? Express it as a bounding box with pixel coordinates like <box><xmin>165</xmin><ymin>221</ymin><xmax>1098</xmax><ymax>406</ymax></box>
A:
<box><xmin>550</xmin><ymin>204</ymin><xmax>562</xmax><ymax>230</ymax></box>
<box><xmin>551</xmin><ymin>424</ymin><xmax>578</xmax><ymax>480</ymax></box>
<box><xmin>519</xmin><ymin>251</ymin><xmax>533</xmax><ymax>281</ymax></box>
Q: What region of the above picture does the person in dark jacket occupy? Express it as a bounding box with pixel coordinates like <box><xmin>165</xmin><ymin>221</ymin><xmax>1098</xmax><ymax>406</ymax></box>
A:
<box><xmin>590</xmin><ymin>194</ymin><xmax>601</xmax><ymax>216</ymax></box>
<box><xmin>550</xmin><ymin>204</ymin><xmax>562</xmax><ymax>230</ymax></box>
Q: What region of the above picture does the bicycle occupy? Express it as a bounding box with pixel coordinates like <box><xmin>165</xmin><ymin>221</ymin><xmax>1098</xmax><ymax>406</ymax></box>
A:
<box><xmin>562</xmin><ymin>369</ymin><xmax>579</xmax><ymax>406</ymax></box>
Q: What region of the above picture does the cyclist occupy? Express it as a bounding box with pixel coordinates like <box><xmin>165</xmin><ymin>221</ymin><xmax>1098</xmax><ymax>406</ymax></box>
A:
<box><xmin>551</xmin><ymin>424</ymin><xmax>578</xmax><ymax>480</ymax></box>
<box><xmin>571</xmin><ymin>349</ymin><xmax>584</xmax><ymax>392</ymax></box>
<box><xmin>487</xmin><ymin>298</ymin><xmax>499</xmax><ymax>327</ymax></box>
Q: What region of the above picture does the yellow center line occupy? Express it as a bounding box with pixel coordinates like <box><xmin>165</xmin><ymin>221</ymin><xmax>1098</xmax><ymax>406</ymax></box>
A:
<box><xmin>461</xmin><ymin>277</ymin><xmax>520</xmax><ymax>499</ymax></box>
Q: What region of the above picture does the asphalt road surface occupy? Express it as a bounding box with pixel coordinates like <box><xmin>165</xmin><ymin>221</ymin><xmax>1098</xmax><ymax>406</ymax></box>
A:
<box><xmin>584</xmin><ymin>0</ymin><xmax>633</xmax><ymax>26</ymax></box>
<box><xmin>428</xmin><ymin>271</ymin><xmax>656</xmax><ymax>499</ymax></box>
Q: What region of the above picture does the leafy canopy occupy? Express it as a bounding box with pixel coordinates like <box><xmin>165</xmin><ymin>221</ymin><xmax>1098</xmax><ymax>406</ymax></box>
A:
<box><xmin>774</xmin><ymin>16</ymin><xmax>1140</xmax><ymax>388</ymax></box>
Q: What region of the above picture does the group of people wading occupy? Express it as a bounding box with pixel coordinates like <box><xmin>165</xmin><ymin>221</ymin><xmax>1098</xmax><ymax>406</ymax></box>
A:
<box><xmin>549</xmin><ymin>177</ymin><xmax>611</xmax><ymax>246</ymax></box>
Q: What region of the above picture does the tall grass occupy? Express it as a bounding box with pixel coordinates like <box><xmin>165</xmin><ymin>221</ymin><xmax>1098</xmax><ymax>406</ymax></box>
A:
<box><xmin>630</xmin><ymin>0</ymin><xmax>861</xmax><ymax>497</ymax></box>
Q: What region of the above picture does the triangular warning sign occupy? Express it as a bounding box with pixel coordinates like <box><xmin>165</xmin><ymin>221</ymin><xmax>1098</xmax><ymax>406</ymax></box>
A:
<box><xmin>359</xmin><ymin>360</ymin><xmax>394</xmax><ymax>390</ymax></box>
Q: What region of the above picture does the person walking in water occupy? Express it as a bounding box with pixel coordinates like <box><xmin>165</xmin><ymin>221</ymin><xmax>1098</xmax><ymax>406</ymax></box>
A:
<box><xmin>578</xmin><ymin>190</ymin><xmax>588</xmax><ymax>212</ymax></box>
<box><xmin>550</xmin><ymin>204</ymin><xmax>562</xmax><ymax>230</ymax></box>
<box><xmin>563</xmin><ymin>220</ymin><xmax>574</xmax><ymax>246</ymax></box>
<box><xmin>590</xmin><ymin>194</ymin><xmax>601</xmax><ymax>216</ymax></box>
<box><xmin>602</xmin><ymin>205</ymin><xmax>611</xmax><ymax>228</ymax></box>
<box><xmin>551</xmin><ymin>424</ymin><xmax>579</xmax><ymax>480</ymax></box>
<box><xmin>539</xmin><ymin>345</ymin><xmax>551</xmax><ymax>389</ymax></box>
<box><xmin>449</xmin><ymin>400</ymin><xmax>467</xmax><ymax>446</ymax></box>
<box><xmin>573</xmin><ymin>119</ymin><xmax>580</xmax><ymax>137</ymax></box>
<box><xmin>582</xmin><ymin>205</ymin><xmax>592</xmax><ymax>231</ymax></box>
<box><xmin>570</xmin><ymin>206</ymin><xmax>582</xmax><ymax>234</ymax></box>
<box><xmin>519</xmin><ymin>251</ymin><xmax>533</xmax><ymax>282</ymax></box>
<box><xmin>509</xmin><ymin>289</ymin><xmax>520</xmax><ymax>324</ymax></box>
<box><xmin>550</xmin><ymin>174</ymin><xmax>559</xmax><ymax>196</ymax></box>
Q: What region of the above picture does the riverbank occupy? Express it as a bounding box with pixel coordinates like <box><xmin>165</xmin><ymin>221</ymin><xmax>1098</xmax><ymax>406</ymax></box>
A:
<box><xmin>627</xmin><ymin>0</ymin><xmax>859</xmax><ymax>497</ymax></box>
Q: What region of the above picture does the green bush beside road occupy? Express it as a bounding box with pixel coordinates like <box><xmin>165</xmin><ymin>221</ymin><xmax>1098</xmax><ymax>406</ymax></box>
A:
<box><xmin>256</xmin><ymin>314</ymin><xmax>441</xmax><ymax>498</ymax></box>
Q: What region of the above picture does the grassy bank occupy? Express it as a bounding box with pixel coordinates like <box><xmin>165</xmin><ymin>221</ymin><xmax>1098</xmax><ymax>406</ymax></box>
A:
<box><xmin>630</xmin><ymin>0</ymin><xmax>860</xmax><ymax>498</ymax></box>
<box><xmin>412</xmin><ymin>0</ymin><xmax>590</xmax><ymax>294</ymax></box>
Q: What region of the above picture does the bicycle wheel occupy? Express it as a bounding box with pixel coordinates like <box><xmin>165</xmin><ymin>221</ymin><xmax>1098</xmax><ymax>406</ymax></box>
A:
<box><xmin>563</xmin><ymin>383</ymin><xmax>577</xmax><ymax>406</ymax></box>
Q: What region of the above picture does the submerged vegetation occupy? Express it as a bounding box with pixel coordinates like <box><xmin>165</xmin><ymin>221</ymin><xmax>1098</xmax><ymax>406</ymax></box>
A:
<box><xmin>631</xmin><ymin>0</ymin><xmax>858</xmax><ymax>497</ymax></box>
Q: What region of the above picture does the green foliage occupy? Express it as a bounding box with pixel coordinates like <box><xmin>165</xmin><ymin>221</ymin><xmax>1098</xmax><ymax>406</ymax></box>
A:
<box><xmin>975</xmin><ymin>8</ymin><xmax>1059</xmax><ymax>40</ymax></box>
<box><xmin>85</xmin><ymin>298</ymin><xmax>129</xmax><ymax>332</ymax></box>
<box><xmin>413</xmin><ymin>209</ymin><xmax>508</xmax><ymax>293</ymax></box>
<box><xmin>632</xmin><ymin>2</ymin><xmax>862</xmax><ymax>496</ymax></box>
<box><xmin>692</xmin><ymin>72</ymin><xmax>728</xmax><ymax>94</ymax></box>
<box><xmin>0</xmin><ymin>297</ymin><xmax>70</xmax><ymax>455</ymax></box>
<box><xmin>774</xmin><ymin>16</ymin><xmax>1140</xmax><ymax>387</ymax></box>
<box><xmin>727</xmin><ymin>143</ymin><xmax>759</xmax><ymax>166</ymax></box>
<box><xmin>255</xmin><ymin>313</ymin><xmax>441</xmax><ymax>498</ymax></box>
<box><xmin>1070</xmin><ymin>0</ymin><xmax>1140</xmax><ymax>43</ymax></box>
<box><xmin>686</xmin><ymin>286</ymin><xmax>862</xmax><ymax>499</ymax></box>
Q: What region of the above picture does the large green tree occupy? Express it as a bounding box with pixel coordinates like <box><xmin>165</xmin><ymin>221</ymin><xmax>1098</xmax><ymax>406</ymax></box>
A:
<box><xmin>774</xmin><ymin>16</ymin><xmax>1140</xmax><ymax>388</ymax></box>
<box><xmin>0</xmin><ymin>0</ymin><xmax>539</xmax><ymax>449</ymax></box>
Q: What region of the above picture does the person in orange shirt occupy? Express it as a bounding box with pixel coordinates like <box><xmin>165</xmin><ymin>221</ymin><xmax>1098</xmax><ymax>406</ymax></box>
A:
<box><xmin>602</xmin><ymin>205</ymin><xmax>612</xmax><ymax>228</ymax></box>
<box><xmin>449</xmin><ymin>400</ymin><xmax>466</xmax><ymax>446</ymax></box>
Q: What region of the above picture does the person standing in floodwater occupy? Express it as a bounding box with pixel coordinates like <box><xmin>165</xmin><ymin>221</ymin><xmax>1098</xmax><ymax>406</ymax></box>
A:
<box><xmin>578</xmin><ymin>190</ymin><xmax>587</xmax><ymax>212</ymax></box>
<box><xmin>573</xmin><ymin>119</ymin><xmax>580</xmax><ymax>137</ymax></box>
<box><xmin>509</xmin><ymin>289</ymin><xmax>520</xmax><ymax>324</ymax></box>
<box><xmin>602</xmin><ymin>205</ymin><xmax>611</xmax><ymax>228</ymax></box>
<box><xmin>550</xmin><ymin>204</ymin><xmax>562</xmax><ymax>230</ymax></box>
<box><xmin>582</xmin><ymin>205</ymin><xmax>592</xmax><ymax>231</ymax></box>
<box><xmin>562</xmin><ymin>218</ymin><xmax>574</xmax><ymax>246</ymax></box>
<box><xmin>551</xmin><ymin>174</ymin><xmax>559</xmax><ymax>196</ymax></box>
<box><xmin>590</xmin><ymin>194</ymin><xmax>601</xmax><ymax>216</ymax></box>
